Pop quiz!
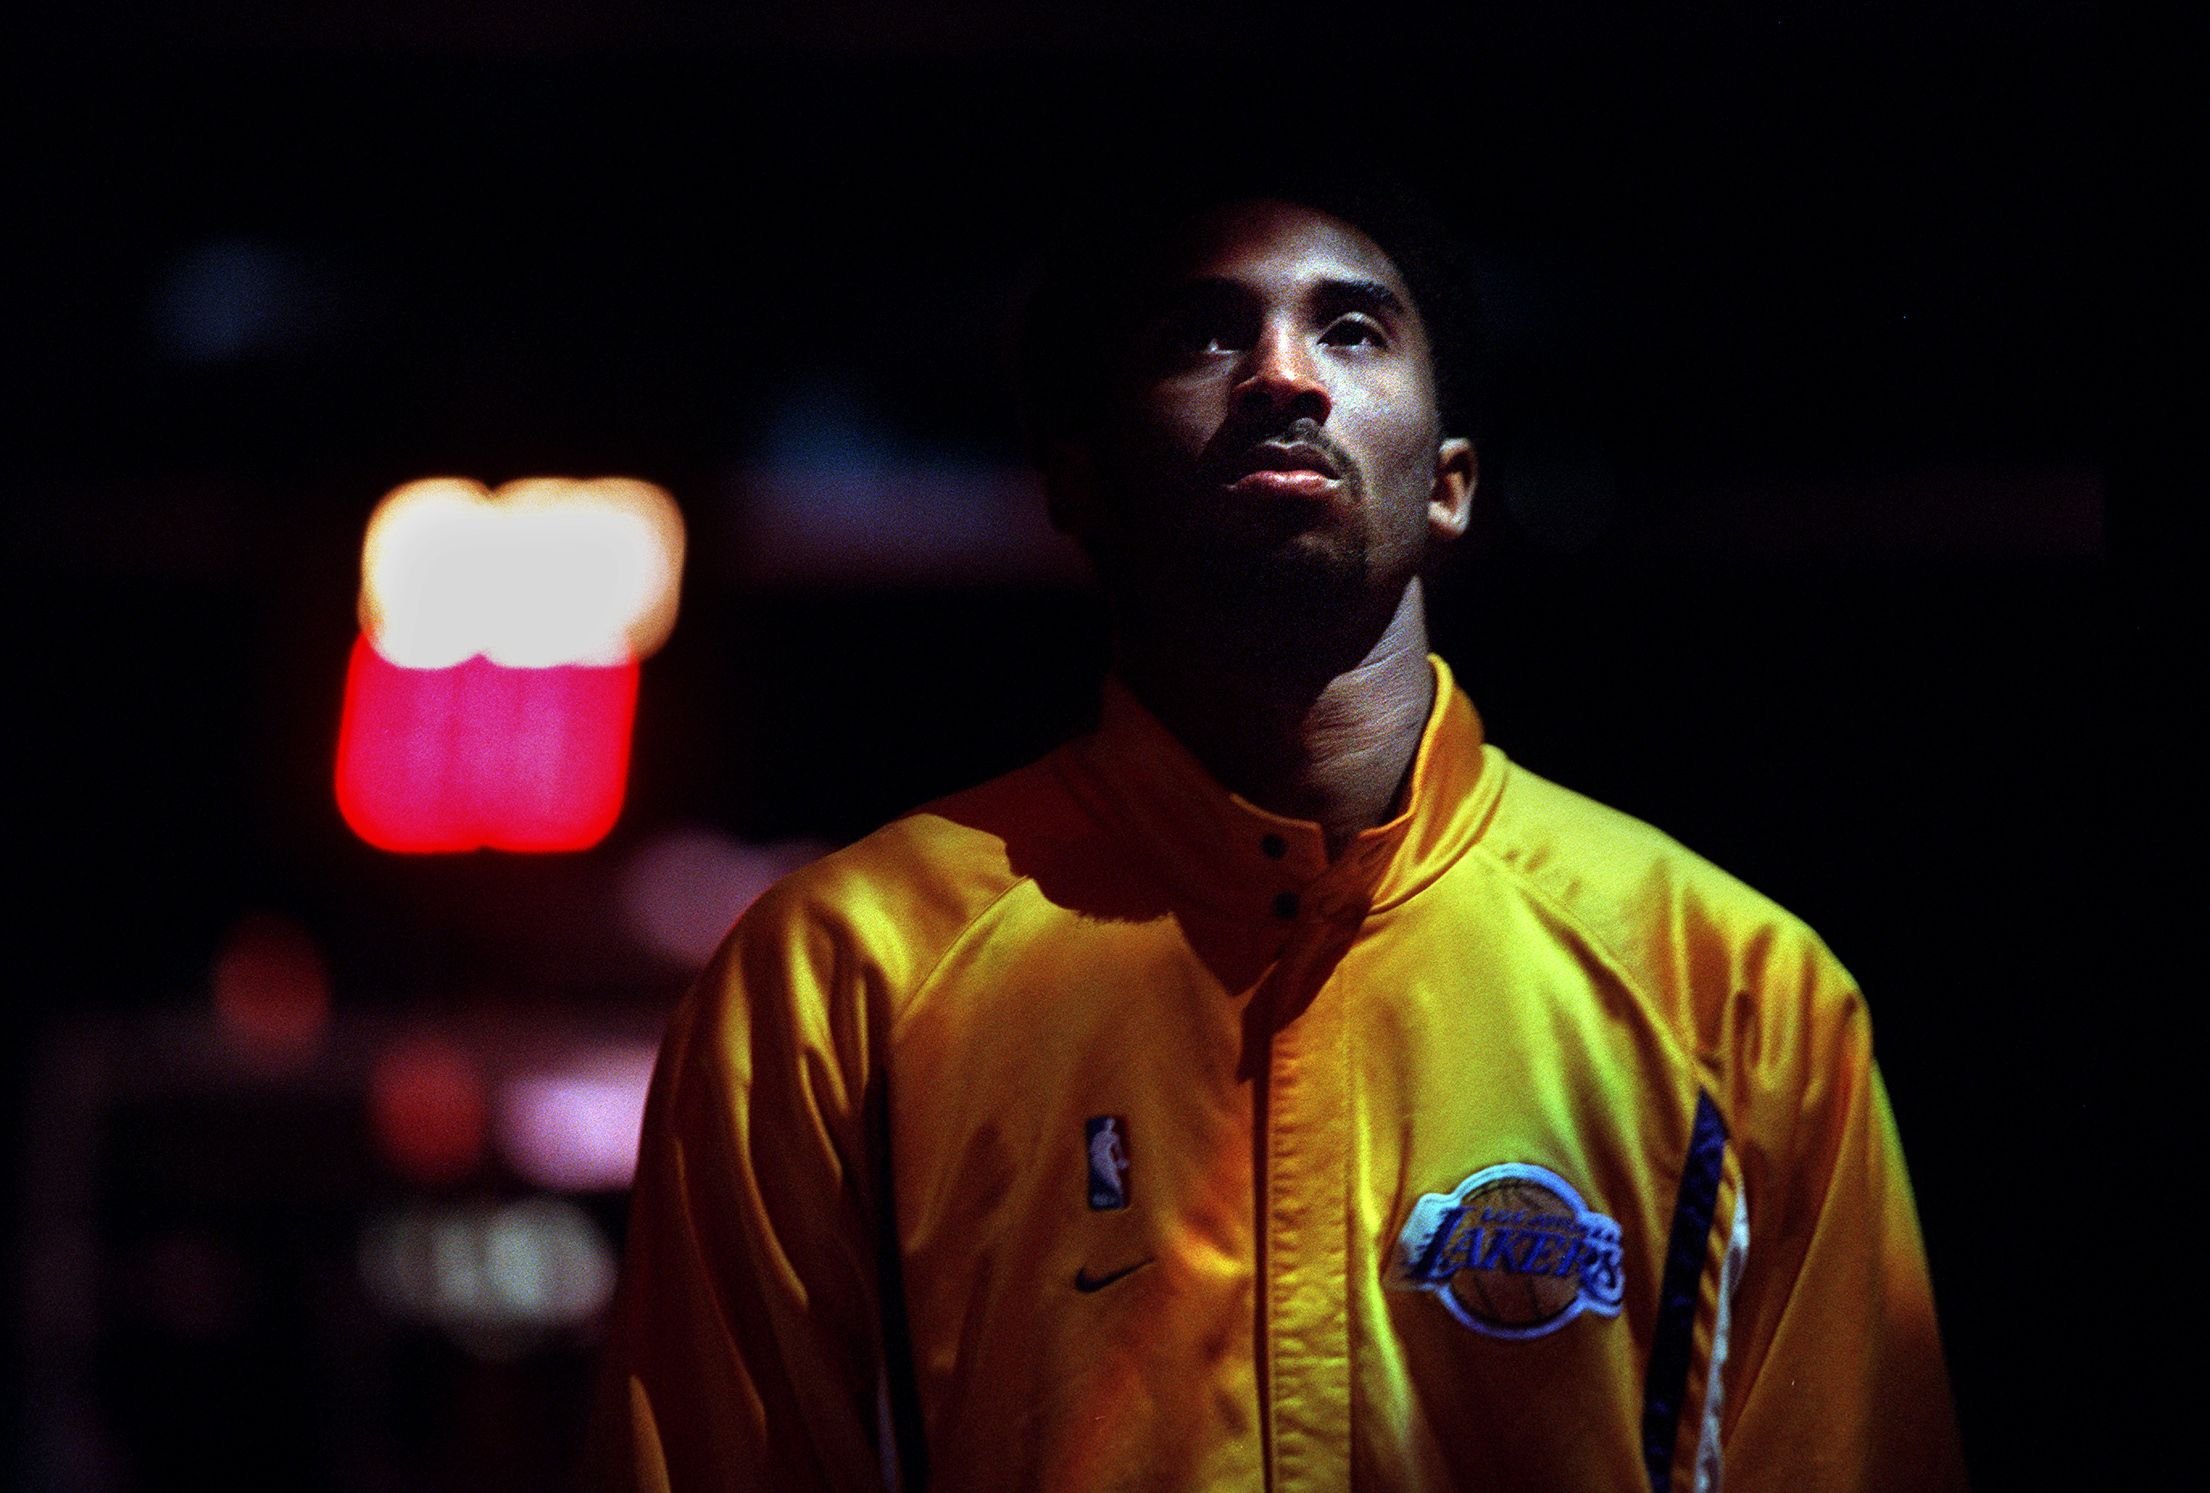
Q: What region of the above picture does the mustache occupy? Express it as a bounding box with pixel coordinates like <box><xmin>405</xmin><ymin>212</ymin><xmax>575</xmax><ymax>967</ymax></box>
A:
<box><xmin>1200</xmin><ymin>416</ymin><xmax>1362</xmax><ymax>491</ymax></box>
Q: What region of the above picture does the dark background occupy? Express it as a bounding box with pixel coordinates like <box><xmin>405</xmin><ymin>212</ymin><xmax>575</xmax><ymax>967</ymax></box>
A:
<box><xmin>12</xmin><ymin>3</ymin><xmax>2174</xmax><ymax>1488</ymax></box>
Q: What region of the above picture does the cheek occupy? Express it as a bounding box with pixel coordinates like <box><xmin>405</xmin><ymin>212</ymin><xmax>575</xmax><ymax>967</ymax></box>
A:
<box><xmin>1141</xmin><ymin>377</ymin><xmax>1227</xmax><ymax>449</ymax></box>
<box><xmin>1081</xmin><ymin>406</ymin><xmax>1204</xmax><ymax>541</ymax></box>
<box><xmin>1345</xmin><ymin>385</ymin><xmax>1438</xmax><ymax>488</ymax></box>
<box><xmin>1108</xmin><ymin>388</ymin><xmax>1220</xmax><ymax>487</ymax></box>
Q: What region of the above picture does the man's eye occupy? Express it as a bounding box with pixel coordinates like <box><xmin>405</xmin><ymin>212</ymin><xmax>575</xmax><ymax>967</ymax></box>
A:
<box><xmin>1321</xmin><ymin>317</ymin><xmax>1387</xmax><ymax>348</ymax></box>
<box><xmin>1165</xmin><ymin>319</ymin><xmax>1240</xmax><ymax>355</ymax></box>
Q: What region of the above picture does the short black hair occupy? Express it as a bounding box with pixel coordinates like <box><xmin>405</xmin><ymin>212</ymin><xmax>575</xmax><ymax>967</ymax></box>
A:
<box><xmin>1016</xmin><ymin>146</ymin><xmax>1479</xmax><ymax>462</ymax></box>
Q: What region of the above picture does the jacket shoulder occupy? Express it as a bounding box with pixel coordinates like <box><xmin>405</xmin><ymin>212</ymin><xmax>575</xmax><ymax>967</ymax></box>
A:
<box><xmin>1476</xmin><ymin>756</ymin><xmax>1866</xmax><ymax>1076</ymax></box>
<box><xmin>724</xmin><ymin>750</ymin><xmax>1095</xmax><ymax>1020</ymax></box>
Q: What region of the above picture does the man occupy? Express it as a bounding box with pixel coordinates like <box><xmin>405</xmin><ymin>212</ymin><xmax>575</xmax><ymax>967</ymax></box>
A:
<box><xmin>591</xmin><ymin>169</ymin><xmax>1965</xmax><ymax>1491</ymax></box>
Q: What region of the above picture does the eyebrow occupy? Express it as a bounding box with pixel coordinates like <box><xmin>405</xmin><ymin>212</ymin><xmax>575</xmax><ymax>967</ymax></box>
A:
<box><xmin>1311</xmin><ymin>278</ymin><xmax>1408</xmax><ymax>319</ymax></box>
<box><xmin>1143</xmin><ymin>276</ymin><xmax>1410</xmax><ymax>319</ymax></box>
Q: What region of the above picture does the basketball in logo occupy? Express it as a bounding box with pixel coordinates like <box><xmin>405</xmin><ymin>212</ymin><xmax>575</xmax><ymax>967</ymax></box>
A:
<box><xmin>1389</xmin><ymin>1162</ymin><xmax>1626</xmax><ymax>1340</ymax></box>
<box><xmin>1445</xmin><ymin>1174</ymin><xmax>1587</xmax><ymax>1331</ymax></box>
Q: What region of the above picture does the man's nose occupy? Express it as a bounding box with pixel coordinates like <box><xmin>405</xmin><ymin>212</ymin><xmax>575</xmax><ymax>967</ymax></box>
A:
<box><xmin>1233</xmin><ymin>324</ymin><xmax>1331</xmax><ymax>425</ymax></box>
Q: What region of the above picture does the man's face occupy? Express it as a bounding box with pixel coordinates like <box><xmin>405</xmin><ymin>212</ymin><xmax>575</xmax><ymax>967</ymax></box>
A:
<box><xmin>1061</xmin><ymin>199</ymin><xmax>1471</xmax><ymax>613</ymax></box>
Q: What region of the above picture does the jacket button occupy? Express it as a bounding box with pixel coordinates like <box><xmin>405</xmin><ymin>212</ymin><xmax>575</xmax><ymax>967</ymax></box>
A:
<box><xmin>1272</xmin><ymin>891</ymin><xmax>1299</xmax><ymax>920</ymax></box>
<box><xmin>1260</xmin><ymin>833</ymin><xmax>1287</xmax><ymax>859</ymax></box>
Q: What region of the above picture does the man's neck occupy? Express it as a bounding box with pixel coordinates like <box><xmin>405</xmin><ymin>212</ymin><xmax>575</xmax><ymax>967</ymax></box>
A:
<box><xmin>1114</xmin><ymin>579</ymin><xmax>1439</xmax><ymax>858</ymax></box>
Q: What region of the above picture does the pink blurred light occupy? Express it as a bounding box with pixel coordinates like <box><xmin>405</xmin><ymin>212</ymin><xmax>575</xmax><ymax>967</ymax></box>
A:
<box><xmin>335</xmin><ymin>636</ymin><xmax>638</xmax><ymax>853</ymax></box>
<box><xmin>493</xmin><ymin>1044</ymin><xmax>658</xmax><ymax>1192</ymax></box>
<box><xmin>618</xmin><ymin>829</ymin><xmax>827</xmax><ymax>968</ymax></box>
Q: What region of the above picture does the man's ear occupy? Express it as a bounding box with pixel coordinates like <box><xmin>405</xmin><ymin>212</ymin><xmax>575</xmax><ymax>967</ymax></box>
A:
<box><xmin>1043</xmin><ymin>438</ymin><xmax>1108</xmax><ymax>540</ymax></box>
<box><xmin>1428</xmin><ymin>437</ymin><xmax>1477</xmax><ymax>543</ymax></box>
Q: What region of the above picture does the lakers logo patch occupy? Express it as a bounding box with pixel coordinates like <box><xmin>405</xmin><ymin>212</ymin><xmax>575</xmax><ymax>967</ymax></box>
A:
<box><xmin>1389</xmin><ymin>1162</ymin><xmax>1625</xmax><ymax>1340</ymax></box>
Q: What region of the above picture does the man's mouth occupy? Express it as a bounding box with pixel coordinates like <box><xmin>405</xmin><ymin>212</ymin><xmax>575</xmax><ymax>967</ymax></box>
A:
<box><xmin>1234</xmin><ymin>441</ymin><xmax>1340</xmax><ymax>478</ymax></box>
<box><xmin>1219</xmin><ymin>440</ymin><xmax>1345</xmax><ymax>496</ymax></box>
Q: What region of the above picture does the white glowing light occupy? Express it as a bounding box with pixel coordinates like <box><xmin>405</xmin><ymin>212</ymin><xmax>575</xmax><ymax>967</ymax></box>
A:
<box><xmin>493</xmin><ymin>1043</ymin><xmax>659</xmax><ymax>1193</ymax></box>
<box><xmin>360</xmin><ymin>477</ymin><xmax>685</xmax><ymax>669</ymax></box>
<box><xmin>358</xmin><ymin>1197</ymin><xmax>617</xmax><ymax>1344</ymax></box>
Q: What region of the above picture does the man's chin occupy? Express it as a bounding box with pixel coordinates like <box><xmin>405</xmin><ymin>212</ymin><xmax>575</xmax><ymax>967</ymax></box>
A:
<box><xmin>1092</xmin><ymin>520</ymin><xmax>1378</xmax><ymax>623</ymax></box>
<box><xmin>1232</xmin><ymin>537</ymin><xmax>1368</xmax><ymax>600</ymax></box>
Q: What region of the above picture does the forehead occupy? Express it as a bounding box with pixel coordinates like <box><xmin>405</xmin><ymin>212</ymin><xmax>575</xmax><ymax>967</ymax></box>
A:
<box><xmin>1148</xmin><ymin>198</ymin><xmax>1415</xmax><ymax>308</ymax></box>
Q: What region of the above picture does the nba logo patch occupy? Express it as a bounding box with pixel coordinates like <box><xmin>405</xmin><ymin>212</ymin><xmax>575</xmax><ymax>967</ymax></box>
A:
<box><xmin>1085</xmin><ymin>1116</ymin><xmax>1131</xmax><ymax>1210</ymax></box>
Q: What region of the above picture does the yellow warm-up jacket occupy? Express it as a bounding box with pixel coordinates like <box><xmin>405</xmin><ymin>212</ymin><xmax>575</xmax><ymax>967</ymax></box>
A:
<box><xmin>592</xmin><ymin>657</ymin><xmax>1965</xmax><ymax>1492</ymax></box>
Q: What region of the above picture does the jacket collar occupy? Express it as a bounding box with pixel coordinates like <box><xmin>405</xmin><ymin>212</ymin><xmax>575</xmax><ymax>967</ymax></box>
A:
<box><xmin>1060</xmin><ymin>654</ymin><xmax>1502</xmax><ymax>922</ymax></box>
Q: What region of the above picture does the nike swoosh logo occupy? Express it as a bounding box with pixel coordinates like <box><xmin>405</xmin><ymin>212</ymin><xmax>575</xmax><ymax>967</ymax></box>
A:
<box><xmin>1073</xmin><ymin>1257</ymin><xmax>1156</xmax><ymax>1294</ymax></box>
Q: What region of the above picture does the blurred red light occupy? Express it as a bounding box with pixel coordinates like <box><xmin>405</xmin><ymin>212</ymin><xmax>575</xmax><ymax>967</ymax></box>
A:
<box><xmin>335</xmin><ymin>636</ymin><xmax>638</xmax><ymax>853</ymax></box>
<box><xmin>334</xmin><ymin>474</ymin><xmax>682</xmax><ymax>855</ymax></box>
<box><xmin>369</xmin><ymin>1036</ymin><xmax>488</xmax><ymax>1185</ymax></box>
<box><xmin>211</xmin><ymin>912</ymin><xmax>332</xmax><ymax>1067</ymax></box>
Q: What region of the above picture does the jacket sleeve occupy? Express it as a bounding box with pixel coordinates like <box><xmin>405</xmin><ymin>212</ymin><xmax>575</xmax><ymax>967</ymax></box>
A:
<box><xmin>1717</xmin><ymin>938</ymin><xmax>1969</xmax><ymax>1493</ymax></box>
<box><xmin>587</xmin><ymin>887</ymin><xmax>902</xmax><ymax>1492</ymax></box>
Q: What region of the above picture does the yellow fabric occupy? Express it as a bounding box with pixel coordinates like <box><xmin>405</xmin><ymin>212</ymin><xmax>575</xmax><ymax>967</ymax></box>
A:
<box><xmin>591</xmin><ymin>657</ymin><xmax>1965</xmax><ymax>1491</ymax></box>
